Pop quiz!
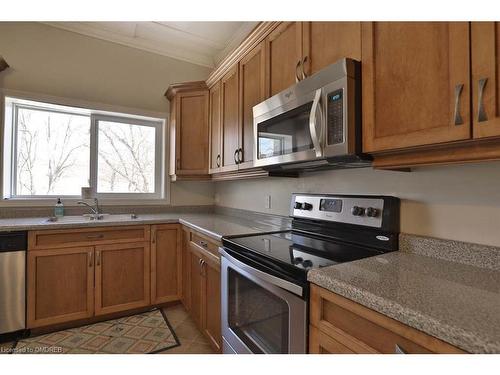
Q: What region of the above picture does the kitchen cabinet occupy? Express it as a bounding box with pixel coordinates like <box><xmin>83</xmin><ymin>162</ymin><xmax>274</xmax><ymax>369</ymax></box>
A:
<box><xmin>166</xmin><ymin>81</ymin><xmax>210</xmax><ymax>181</ymax></box>
<box><xmin>151</xmin><ymin>224</ymin><xmax>182</xmax><ymax>305</ymax></box>
<box><xmin>362</xmin><ymin>22</ymin><xmax>471</xmax><ymax>152</ymax></box>
<box><xmin>302</xmin><ymin>22</ymin><xmax>361</xmax><ymax>76</ymax></box>
<box><xmin>185</xmin><ymin>229</ymin><xmax>222</xmax><ymax>352</ymax></box>
<box><xmin>209</xmin><ymin>81</ymin><xmax>222</xmax><ymax>173</ymax></box>
<box><xmin>238</xmin><ymin>41</ymin><xmax>266</xmax><ymax>169</ymax></box>
<box><xmin>266</xmin><ymin>22</ymin><xmax>303</xmax><ymax>96</ymax></box>
<box><xmin>181</xmin><ymin>227</ymin><xmax>192</xmax><ymax>311</ymax></box>
<box><xmin>471</xmin><ymin>22</ymin><xmax>500</xmax><ymax>139</ymax></box>
<box><xmin>309</xmin><ymin>284</ymin><xmax>465</xmax><ymax>354</ymax></box>
<box><xmin>94</xmin><ymin>242</ymin><xmax>150</xmax><ymax>316</ymax></box>
<box><xmin>27</xmin><ymin>247</ymin><xmax>95</xmax><ymax>328</ymax></box>
<box><xmin>220</xmin><ymin>65</ymin><xmax>240</xmax><ymax>172</ymax></box>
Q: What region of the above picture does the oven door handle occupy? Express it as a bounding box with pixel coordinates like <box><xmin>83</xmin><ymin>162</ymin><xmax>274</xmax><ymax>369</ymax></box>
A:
<box><xmin>219</xmin><ymin>248</ymin><xmax>303</xmax><ymax>297</ymax></box>
<box><xmin>309</xmin><ymin>88</ymin><xmax>323</xmax><ymax>158</ymax></box>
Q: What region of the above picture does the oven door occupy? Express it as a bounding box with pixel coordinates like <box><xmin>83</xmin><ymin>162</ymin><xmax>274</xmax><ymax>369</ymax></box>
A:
<box><xmin>220</xmin><ymin>248</ymin><xmax>307</xmax><ymax>354</ymax></box>
<box><xmin>253</xmin><ymin>88</ymin><xmax>324</xmax><ymax>168</ymax></box>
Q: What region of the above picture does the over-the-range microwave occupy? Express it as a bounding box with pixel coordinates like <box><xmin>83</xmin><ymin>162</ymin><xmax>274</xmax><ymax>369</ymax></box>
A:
<box><xmin>252</xmin><ymin>58</ymin><xmax>371</xmax><ymax>172</ymax></box>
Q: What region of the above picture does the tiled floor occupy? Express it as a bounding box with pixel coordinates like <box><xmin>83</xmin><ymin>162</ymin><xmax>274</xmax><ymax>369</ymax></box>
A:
<box><xmin>160</xmin><ymin>304</ymin><xmax>215</xmax><ymax>354</ymax></box>
<box><xmin>0</xmin><ymin>304</ymin><xmax>215</xmax><ymax>355</ymax></box>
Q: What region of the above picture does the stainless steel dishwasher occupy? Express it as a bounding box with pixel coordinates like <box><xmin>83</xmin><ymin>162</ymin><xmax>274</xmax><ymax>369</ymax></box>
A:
<box><xmin>0</xmin><ymin>231</ymin><xmax>27</xmax><ymax>334</ymax></box>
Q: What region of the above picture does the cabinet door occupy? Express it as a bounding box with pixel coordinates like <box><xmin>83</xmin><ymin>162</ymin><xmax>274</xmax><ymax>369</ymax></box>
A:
<box><xmin>27</xmin><ymin>247</ymin><xmax>94</xmax><ymax>328</ymax></box>
<box><xmin>302</xmin><ymin>22</ymin><xmax>361</xmax><ymax>76</ymax></box>
<box><xmin>309</xmin><ymin>325</ymin><xmax>357</xmax><ymax>354</ymax></box>
<box><xmin>266</xmin><ymin>22</ymin><xmax>303</xmax><ymax>96</ymax></box>
<box><xmin>362</xmin><ymin>22</ymin><xmax>471</xmax><ymax>152</ymax></box>
<box><xmin>95</xmin><ymin>242</ymin><xmax>150</xmax><ymax>316</ymax></box>
<box><xmin>174</xmin><ymin>90</ymin><xmax>209</xmax><ymax>175</ymax></box>
<box><xmin>201</xmin><ymin>254</ymin><xmax>222</xmax><ymax>352</ymax></box>
<box><xmin>221</xmin><ymin>65</ymin><xmax>240</xmax><ymax>172</ymax></box>
<box><xmin>209</xmin><ymin>81</ymin><xmax>222</xmax><ymax>173</ymax></box>
<box><xmin>239</xmin><ymin>41</ymin><xmax>266</xmax><ymax>169</ymax></box>
<box><xmin>151</xmin><ymin>224</ymin><xmax>181</xmax><ymax>305</ymax></box>
<box><xmin>471</xmin><ymin>22</ymin><xmax>500</xmax><ymax>139</ymax></box>
<box><xmin>189</xmin><ymin>247</ymin><xmax>204</xmax><ymax>328</ymax></box>
<box><xmin>181</xmin><ymin>228</ymin><xmax>191</xmax><ymax>311</ymax></box>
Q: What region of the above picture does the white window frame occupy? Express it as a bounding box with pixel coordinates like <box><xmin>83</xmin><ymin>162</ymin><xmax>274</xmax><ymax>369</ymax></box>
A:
<box><xmin>1</xmin><ymin>91</ymin><xmax>167</xmax><ymax>203</ymax></box>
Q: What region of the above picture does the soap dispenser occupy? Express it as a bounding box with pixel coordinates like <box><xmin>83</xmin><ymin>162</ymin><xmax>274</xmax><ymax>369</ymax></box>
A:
<box><xmin>54</xmin><ymin>198</ymin><xmax>64</xmax><ymax>217</ymax></box>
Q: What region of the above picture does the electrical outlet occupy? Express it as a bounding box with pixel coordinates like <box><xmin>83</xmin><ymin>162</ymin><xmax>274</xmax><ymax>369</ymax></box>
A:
<box><xmin>265</xmin><ymin>195</ymin><xmax>271</xmax><ymax>209</ymax></box>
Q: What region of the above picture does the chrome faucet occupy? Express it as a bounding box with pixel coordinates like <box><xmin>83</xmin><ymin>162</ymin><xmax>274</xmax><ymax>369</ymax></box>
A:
<box><xmin>77</xmin><ymin>198</ymin><xmax>102</xmax><ymax>220</ymax></box>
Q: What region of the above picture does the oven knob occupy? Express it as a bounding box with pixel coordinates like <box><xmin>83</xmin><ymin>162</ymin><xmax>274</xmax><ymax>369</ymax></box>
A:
<box><xmin>294</xmin><ymin>202</ymin><xmax>304</xmax><ymax>210</ymax></box>
<box><xmin>351</xmin><ymin>206</ymin><xmax>365</xmax><ymax>216</ymax></box>
<box><xmin>293</xmin><ymin>257</ymin><xmax>304</xmax><ymax>265</ymax></box>
<box><xmin>303</xmin><ymin>202</ymin><xmax>313</xmax><ymax>211</ymax></box>
<box><xmin>302</xmin><ymin>260</ymin><xmax>313</xmax><ymax>268</ymax></box>
<box><xmin>366</xmin><ymin>207</ymin><xmax>379</xmax><ymax>217</ymax></box>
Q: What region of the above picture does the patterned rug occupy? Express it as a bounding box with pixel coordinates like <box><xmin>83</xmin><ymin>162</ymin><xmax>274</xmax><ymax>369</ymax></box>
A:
<box><xmin>13</xmin><ymin>309</ymin><xmax>180</xmax><ymax>354</ymax></box>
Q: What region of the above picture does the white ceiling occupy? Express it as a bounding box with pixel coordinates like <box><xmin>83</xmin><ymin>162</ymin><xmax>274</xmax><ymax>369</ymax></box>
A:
<box><xmin>44</xmin><ymin>22</ymin><xmax>259</xmax><ymax>68</ymax></box>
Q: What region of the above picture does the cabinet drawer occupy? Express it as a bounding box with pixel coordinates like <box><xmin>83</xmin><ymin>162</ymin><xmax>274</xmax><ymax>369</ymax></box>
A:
<box><xmin>190</xmin><ymin>232</ymin><xmax>220</xmax><ymax>258</ymax></box>
<box><xmin>29</xmin><ymin>225</ymin><xmax>150</xmax><ymax>250</ymax></box>
<box><xmin>310</xmin><ymin>284</ymin><xmax>464</xmax><ymax>354</ymax></box>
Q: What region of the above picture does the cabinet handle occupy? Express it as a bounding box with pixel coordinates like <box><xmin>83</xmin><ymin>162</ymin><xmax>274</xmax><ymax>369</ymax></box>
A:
<box><xmin>233</xmin><ymin>149</ymin><xmax>239</xmax><ymax>165</ymax></box>
<box><xmin>295</xmin><ymin>59</ymin><xmax>302</xmax><ymax>83</ymax></box>
<box><xmin>96</xmin><ymin>251</ymin><xmax>101</xmax><ymax>266</ymax></box>
<box><xmin>201</xmin><ymin>259</ymin><xmax>206</xmax><ymax>277</ymax></box>
<box><xmin>199</xmin><ymin>240</ymin><xmax>208</xmax><ymax>248</ymax></box>
<box><xmin>86</xmin><ymin>234</ymin><xmax>104</xmax><ymax>239</ymax></box>
<box><xmin>395</xmin><ymin>344</ymin><xmax>407</xmax><ymax>354</ymax></box>
<box><xmin>477</xmin><ymin>78</ymin><xmax>488</xmax><ymax>122</ymax></box>
<box><xmin>238</xmin><ymin>148</ymin><xmax>243</xmax><ymax>164</ymax></box>
<box><xmin>88</xmin><ymin>251</ymin><xmax>93</xmax><ymax>267</ymax></box>
<box><xmin>198</xmin><ymin>258</ymin><xmax>204</xmax><ymax>275</ymax></box>
<box><xmin>216</xmin><ymin>154</ymin><xmax>221</xmax><ymax>167</ymax></box>
<box><xmin>453</xmin><ymin>83</ymin><xmax>464</xmax><ymax>125</ymax></box>
<box><xmin>300</xmin><ymin>56</ymin><xmax>308</xmax><ymax>80</ymax></box>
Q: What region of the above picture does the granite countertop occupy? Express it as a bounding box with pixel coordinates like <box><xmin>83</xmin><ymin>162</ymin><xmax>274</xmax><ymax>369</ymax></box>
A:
<box><xmin>308</xmin><ymin>250</ymin><xmax>500</xmax><ymax>353</ymax></box>
<box><xmin>0</xmin><ymin>212</ymin><xmax>289</xmax><ymax>241</ymax></box>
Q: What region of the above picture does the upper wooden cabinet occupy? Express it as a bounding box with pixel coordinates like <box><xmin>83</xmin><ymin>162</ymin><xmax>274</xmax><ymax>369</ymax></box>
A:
<box><xmin>302</xmin><ymin>22</ymin><xmax>361</xmax><ymax>76</ymax></box>
<box><xmin>220</xmin><ymin>65</ymin><xmax>240</xmax><ymax>172</ymax></box>
<box><xmin>209</xmin><ymin>81</ymin><xmax>222</xmax><ymax>173</ymax></box>
<box><xmin>471</xmin><ymin>22</ymin><xmax>500</xmax><ymax>139</ymax></box>
<box><xmin>266</xmin><ymin>22</ymin><xmax>303</xmax><ymax>96</ymax></box>
<box><xmin>151</xmin><ymin>224</ymin><xmax>182</xmax><ymax>305</ymax></box>
<box><xmin>362</xmin><ymin>22</ymin><xmax>471</xmax><ymax>153</ymax></box>
<box><xmin>166</xmin><ymin>81</ymin><xmax>210</xmax><ymax>181</ymax></box>
<box><xmin>239</xmin><ymin>41</ymin><xmax>266</xmax><ymax>169</ymax></box>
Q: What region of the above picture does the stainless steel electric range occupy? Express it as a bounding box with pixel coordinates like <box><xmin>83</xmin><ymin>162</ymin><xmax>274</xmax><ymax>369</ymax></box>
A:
<box><xmin>219</xmin><ymin>193</ymin><xmax>400</xmax><ymax>354</ymax></box>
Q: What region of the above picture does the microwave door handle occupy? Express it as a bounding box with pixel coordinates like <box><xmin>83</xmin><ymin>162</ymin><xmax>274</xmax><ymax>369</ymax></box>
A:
<box><xmin>309</xmin><ymin>89</ymin><xmax>323</xmax><ymax>157</ymax></box>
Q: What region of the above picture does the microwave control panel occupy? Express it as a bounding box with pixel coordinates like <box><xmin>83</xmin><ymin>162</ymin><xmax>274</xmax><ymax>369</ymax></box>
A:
<box><xmin>326</xmin><ymin>89</ymin><xmax>344</xmax><ymax>145</ymax></box>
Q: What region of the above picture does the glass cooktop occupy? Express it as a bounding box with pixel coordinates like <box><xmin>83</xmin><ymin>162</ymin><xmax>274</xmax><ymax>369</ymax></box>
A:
<box><xmin>223</xmin><ymin>230</ymin><xmax>385</xmax><ymax>272</ymax></box>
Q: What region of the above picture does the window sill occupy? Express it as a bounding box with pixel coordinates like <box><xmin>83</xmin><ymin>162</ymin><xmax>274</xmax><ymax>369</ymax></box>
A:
<box><xmin>0</xmin><ymin>197</ymin><xmax>171</xmax><ymax>207</ymax></box>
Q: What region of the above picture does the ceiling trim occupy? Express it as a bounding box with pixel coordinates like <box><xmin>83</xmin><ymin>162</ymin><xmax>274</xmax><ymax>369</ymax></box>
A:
<box><xmin>42</xmin><ymin>22</ymin><xmax>257</xmax><ymax>69</ymax></box>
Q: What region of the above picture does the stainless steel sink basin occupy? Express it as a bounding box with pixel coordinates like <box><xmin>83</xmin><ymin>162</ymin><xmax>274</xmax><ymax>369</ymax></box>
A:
<box><xmin>43</xmin><ymin>214</ymin><xmax>138</xmax><ymax>224</ymax></box>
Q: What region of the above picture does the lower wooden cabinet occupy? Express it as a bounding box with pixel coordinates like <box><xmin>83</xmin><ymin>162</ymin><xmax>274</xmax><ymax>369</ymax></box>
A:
<box><xmin>94</xmin><ymin>242</ymin><xmax>150</xmax><ymax>316</ymax></box>
<box><xmin>151</xmin><ymin>224</ymin><xmax>182</xmax><ymax>304</ymax></box>
<box><xmin>27</xmin><ymin>247</ymin><xmax>95</xmax><ymax>328</ymax></box>
<box><xmin>309</xmin><ymin>284</ymin><xmax>464</xmax><ymax>354</ymax></box>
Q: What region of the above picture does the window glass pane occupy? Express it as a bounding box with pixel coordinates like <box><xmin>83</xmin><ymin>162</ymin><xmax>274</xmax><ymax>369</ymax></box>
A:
<box><xmin>15</xmin><ymin>107</ymin><xmax>90</xmax><ymax>196</ymax></box>
<box><xmin>97</xmin><ymin>120</ymin><xmax>156</xmax><ymax>193</ymax></box>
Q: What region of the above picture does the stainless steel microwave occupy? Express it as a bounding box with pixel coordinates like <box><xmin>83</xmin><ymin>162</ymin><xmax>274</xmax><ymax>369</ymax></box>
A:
<box><xmin>253</xmin><ymin>58</ymin><xmax>370</xmax><ymax>171</ymax></box>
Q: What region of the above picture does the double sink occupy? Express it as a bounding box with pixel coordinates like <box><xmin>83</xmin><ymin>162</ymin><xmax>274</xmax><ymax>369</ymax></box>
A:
<box><xmin>43</xmin><ymin>213</ymin><xmax>139</xmax><ymax>224</ymax></box>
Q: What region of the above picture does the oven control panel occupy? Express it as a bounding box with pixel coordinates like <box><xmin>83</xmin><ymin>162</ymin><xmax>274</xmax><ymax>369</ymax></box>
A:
<box><xmin>290</xmin><ymin>194</ymin><xmax>399</xmax><ymax>229</ymax></box>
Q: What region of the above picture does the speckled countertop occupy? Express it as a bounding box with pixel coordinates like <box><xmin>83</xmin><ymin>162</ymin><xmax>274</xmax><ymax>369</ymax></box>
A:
<box><xmin>0</xmin><ymin>212</ymin><xmax>289</xmax><ymax>241</ymax></box>
<box><xmin>308</xmin><ymin>249</ymin><xmax>500</xmax><ymax>353</ymax></box>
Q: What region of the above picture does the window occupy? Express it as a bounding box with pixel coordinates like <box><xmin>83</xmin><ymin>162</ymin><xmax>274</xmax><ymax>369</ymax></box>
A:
<box><xmin>3</xmin><ymin>97</ymin><xmax>165</xmax><ymax>199</ymax></box>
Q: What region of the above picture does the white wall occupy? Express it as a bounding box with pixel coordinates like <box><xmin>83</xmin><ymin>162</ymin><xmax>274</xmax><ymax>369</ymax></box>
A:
<box><xmin>215</xmin><ymin>161</ymin><xmax>500</xmax><ymax>247</ymax></box>
<box><xmin>0</xmin><ymin>22</ymin><xmax>214</xmax><ymax>206</ymax></box>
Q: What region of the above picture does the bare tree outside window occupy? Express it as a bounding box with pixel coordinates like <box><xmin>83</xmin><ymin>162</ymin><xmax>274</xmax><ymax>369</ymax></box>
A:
<box><xmin>97</xmin><ymin>120</ymin><xmax>156</xmax><ymax>194</ymax></box>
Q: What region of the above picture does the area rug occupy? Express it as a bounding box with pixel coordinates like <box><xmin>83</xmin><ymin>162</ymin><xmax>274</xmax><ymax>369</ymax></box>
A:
<box><xmin>13</xmin><ymin>309</ymin><xmax>180</xmax><ymax>354</ymax></box>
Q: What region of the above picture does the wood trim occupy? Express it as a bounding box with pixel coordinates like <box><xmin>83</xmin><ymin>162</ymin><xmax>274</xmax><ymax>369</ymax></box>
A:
<box><xmin>27</xmin><ymin>246</ymin><xmax>95</xmax><ymax>328</ymax></box>
<box><xmin>28</xmin><ymin>225</ymin><xmax>150</xmax><ymax>250</ymax></box>
<box><xmin>372</xmin><ymin>137</ymin><xmax>500</xmax><ymax>169</ymax></box>
<box><xmin>94</xmin><ymin>241</ymin><xmax>151</xmax><ymax>316</ymax></box>
<box><xmin>150</xmin><ymin>224</ymin><xmax>182</xmax><ymax>305</ymax></box>
<box><xmin>206</xmin><ymin>22</ymin><xmax>281</xmax><ymax>88</ymax></box>
<box><xmin>165</xmin><ymin>81</ymin><xmax>208</xmax><ymax>100</ymax></box>
<box><xmin>310</xmin><ymin>285</ymin><xmax>465</xmax><ymax>353</ymax></box>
